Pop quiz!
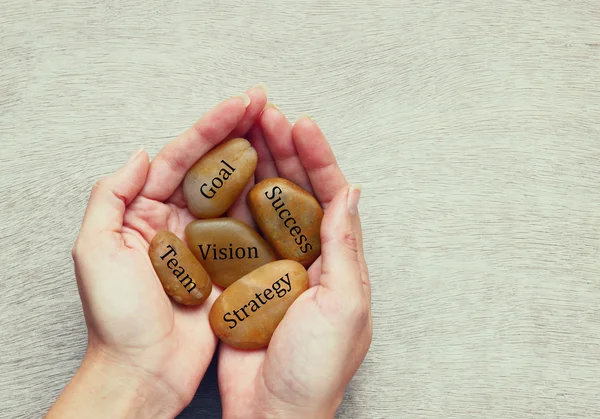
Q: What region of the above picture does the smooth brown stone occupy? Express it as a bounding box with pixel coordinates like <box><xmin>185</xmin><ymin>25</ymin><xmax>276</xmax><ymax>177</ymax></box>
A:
<box><xmin>148</xmin><ymin>230</ymin><xmax>212</xmax><ymax>306</ymax></box>
<box><xmin>183</xmin><ymin>138</ymin><xmax>257</xmax><ymax>219</ymax></box>
<box><xmin>248</xmin><ymin>178</ymin><xmax>323</xmax><ymax>267</ymax></box>
<box><xmin>185</xmin><ymin>218</ymin><xmax>277</xmax><ymax>288</ymax></box>
<box><xmin>209</xmin><ymin>260</ymin><xmax>308</xmax><ymax>349</ymax></box>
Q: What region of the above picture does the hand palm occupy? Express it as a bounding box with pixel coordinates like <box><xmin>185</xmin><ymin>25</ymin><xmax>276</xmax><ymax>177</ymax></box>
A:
<box><xmin>73</xmin><ymin>89</ymin><xmax>366</xmax><ymax>415</ymax></box>
<box><xmin>218</xmin><ymin>278</ymin><xmax>337</xmax><ymax>414</ymax></box>
<box><xmin>74</xmin><ymin>91</ymin><xmax>266</xmax><ymax>405</ymax></box>
<box><xmin>80</xmin><ymin>196</ymin><xmax>217</xmax><ymax>402</ymax></box>
<box><xmin>217</xmin><ymin>108</ymin><xmax>360</xmax><ymax>417</ymax></box>
<box><xmin>113</xmin><ymin>160</ymin><xmax>329</xmax><ymax>405</ymax></box>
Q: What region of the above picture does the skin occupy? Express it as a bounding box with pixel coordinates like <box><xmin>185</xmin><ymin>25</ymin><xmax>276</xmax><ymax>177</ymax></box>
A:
<box><xmin>46</xmin><ymin>88</ymin><xmax>372</xmax><ymax>419</ymax></box>
<box><xmin>220</xmin><ymin>107</ymin><xmax>372</xmax><ymax>419</ymax></box>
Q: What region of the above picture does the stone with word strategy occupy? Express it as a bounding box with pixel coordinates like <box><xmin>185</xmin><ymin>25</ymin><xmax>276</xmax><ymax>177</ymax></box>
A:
<box><xmin>149</xmin><ymin>230</ymin><xmax>212</xmax><ymax>306</ymax></box>
<box><xmin>185</xmin><ymin>218</ymin><xmax>277</xmax><ymax>288</ymax></box>
<box><xmin>183</xmin><ymin>138</ymin><xmax>257</xmax><ymax>219</ymax></box>
<box><xmin>248</xmin><ymin>178</ymin><xmax>323</xmax><ymax>267</ymax></box>
<box><xmin>209</xmin><ymin>260</ymin><xmax>308</xmax><ymax>349</ymax></box>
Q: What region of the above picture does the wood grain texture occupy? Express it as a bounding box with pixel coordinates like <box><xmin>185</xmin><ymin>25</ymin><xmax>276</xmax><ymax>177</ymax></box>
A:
<box><xmin>1</xmin><ymin>0</ymin><xmax>600</xmax><ymax>417</ymax></box>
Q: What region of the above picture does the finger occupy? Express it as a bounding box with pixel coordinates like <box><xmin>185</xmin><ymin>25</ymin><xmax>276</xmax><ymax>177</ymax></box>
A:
<box><xmin>218</xmin><ymin>345</ymin><xmax>265</xmax><ymax>407</ymax></box>
<box><xmin>353</xmin><ymin>210</ymin><xmax>367</xmax><ymax>277</ymax></box>
<box><xmin>122</xmin><ymin>198</ymin><xmax>195</xmax><ymax>245</ymax></box>
<box><xmin>165</xmin><ymin>184</ymin><xmax>186</xmax><ymax>208</ymax></box>
<box><xmin>311</xmin><ymin>203</ymin><xmax>369</xmax><ymax>300</ymax></box>
<box><xmin>226</xmin><ymin>84</ymin><xmax>268</xmax><ymax>140</ymax></box>
<box><xmin>318</xmin><ymin>185</ymin><xmax>365</xmax><ymax>300</ymax></box>
<box><xmin>248</xmin><ymin>123</ymin><xmax>278</xmax><ymax>181</ymax></box>
<box><xmin>140</xmin><ymin>94</ymin><xmax>251</xmax><ymax>201</ymax></box>
<box><xmin>159</xmin><ymin>86</ymin><xmax>266</xmax><ymax>206</ymax></box>
<box><xmin>226</xmin><ymin>174</ymin><xmax>257</xmax><ymax>229</ymax></box>
<box><xmin>307</xmin><ymin>255</ymin><xmax>322</xmax><ymax>288</ymax></box>
<box><xmin>79</xmin><ymin>148</ymin><xmax>150</xmax><ymax>240</ymax></box>
<box><xmin>350</xmin><ymin>194</ymin><xmax>370</xmax><ymax>305</ymax></box>
<box><xmin>260</xmin><ymin>107</ymin><xmax>314</xmax><ymax>193</ymax></box>
<box><xmin>292</xmin><ymin>116</ymin><xmax>347</xmax><ymax>208</ymax></box>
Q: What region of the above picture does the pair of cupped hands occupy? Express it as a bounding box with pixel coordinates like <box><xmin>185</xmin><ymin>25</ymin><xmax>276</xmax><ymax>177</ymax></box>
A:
<box><xmin>47</xmin><ymin>86</ymin><xmax>372</xmax><ymax>419</ymax></box>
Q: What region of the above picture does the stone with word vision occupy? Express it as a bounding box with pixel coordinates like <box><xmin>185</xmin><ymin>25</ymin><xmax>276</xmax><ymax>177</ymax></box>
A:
<box><xmin>248</xmin><ymin>177</ymin><xmax>323</xmax><ymax>267</ymax></box>
<box><xmin>185</xmin><ymin>218</ymin><xmax>277</xmax><ymax>288</ymax></box>
<box><xmin>209</xmin><ymin>260</ymin><xmax>308</xmax><ymax>349</ymax></box>
<box><xmin>149</xmin><ymin>230</ymin><xmax>212</xmax><ymax>306</ymax></box>
<box><xmin>183</xmin><ymin>137</ymin><xmax>257</xmax><ymax>219</ymax></box>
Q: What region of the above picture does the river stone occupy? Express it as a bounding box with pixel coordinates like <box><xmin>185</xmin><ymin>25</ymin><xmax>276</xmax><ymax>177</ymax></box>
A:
<box><xmin>185</xmin><ymin>218</ymin><xmax>277</xmax><ymax>288</ymax></box>
<box><xmin>248</xmin><ymin>177</ymin><xmax>323</xmax><ymax>267</ymax></box>
<box><xmin>183</xmin><ymin>137</ymin><xmax>257</xmax><ymax>219</ymax></box>
<box><xmin>209</xmin><ymin>260</ymin><xmax>308</xmax><ymax>349</ymax></box>
<box><xmin>148</xmin><ymin>230</ymin><xmax>212</xmax><ymax>306</ymax></box>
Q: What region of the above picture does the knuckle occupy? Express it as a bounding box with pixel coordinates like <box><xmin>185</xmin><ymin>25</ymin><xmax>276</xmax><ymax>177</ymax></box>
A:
<box><xmin>363</xmin><ymin>324</ymin><xmax>373</xmax><ymax>352</ymax></box>
<box><xmin>342</xmin><ymin>230</ymin><xmax>359</xmax><ymax>253</ymax></box>
<box><xmin>91</xmin><ymin>177</ymin><xmax>108</xmax><ymax>194</ymax></box>
<box><xmin>94</xmin><ymin>177</ymin><xmax>108</xmax><ymax>188</ymax></box>
<box><xmin>162</xmin><ymin>151</ymin><xmax>187</xmax><ymax>173</ymax></box>
<box><xmin>192</xmin><ymin>122</ymin><xmax>220</xmax><ymax>145</ymax></box>
<box><xmin>318</xmin><ymin>290</ymin><xmax>371</xmax><ymax>331</ymax></box>
<box><xmin>71</xmin><ymin>238</ymin><xmax>83</xmax><ymax>260</ymax></box>
<box><xmin>361</xmin><ymin>272</ymin><xmax>371</xmax><ymax>292</ymax></box>
<box><xmin>334</xmin><ymin>294</ymin><xmax>367</xmax><ymax>322</ymax></box>
<box><xmin>346</xmin><ymin>298</ymin><xmax>370</xmax><ymax>325</ymax></box>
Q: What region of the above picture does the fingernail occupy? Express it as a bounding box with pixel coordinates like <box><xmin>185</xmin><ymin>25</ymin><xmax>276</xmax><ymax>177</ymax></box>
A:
<box><xmin>251</xmin><ymin>83</ymin><xmax>269</xmax><ymax>95</ymax></box>
<box><xmin>233</xmin><ymin>93</ymin><xmax>251</xmax><ymax>108</ymax></box>
<box><xmin>347</xmin><ymin>184</ymin><xmax>362</xmax><ymax>216</ymax></box>
<box><xmin>264</xmin><ymin>102</ymin><xmax>279</xmax><ymax>111</ymax></box>
<box><xmin>127</xmin><ymin>146</ymin><xmax>144</xmax><ymax>164</ymax></box>
<box><xmin>295</xmin><ymin>113</ymin><xmax>312</xmax><ymax>123</ymax></box>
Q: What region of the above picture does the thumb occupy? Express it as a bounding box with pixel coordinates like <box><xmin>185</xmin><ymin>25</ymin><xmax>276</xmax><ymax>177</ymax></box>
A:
<box><xmin>78</xmin><ymin>147</ymin><xmax>150</xmax><ymax>240</ymax></box>
<box><xmin>318</xmin><ymin>184</ymin><xmax>364</xmax><ymax>299</ymax></box>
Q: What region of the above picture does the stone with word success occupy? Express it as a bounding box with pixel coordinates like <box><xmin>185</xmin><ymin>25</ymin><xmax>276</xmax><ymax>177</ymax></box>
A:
<box><xmin>248</xmin><ymin>178</ymin><xmax>323</xmax><ymax>267</ymax></box>
<box><xmin>185</xmin><ymin>218</ymin><xmax>277</xmax><ymax>288</ymax></box>
<box><xmin>149</xmin><ymin>230</ymin><xmax>212</xmax><ymax>306</ymax></box>
<box><xmin>209</xmin><ymin>260</ymin><xmax>308</xmax><ymax>349</ymax></box>
<box><xmin>183</xmin><ymin>138</ymin><xmax>257</xmax><ymax>219</ymax></box>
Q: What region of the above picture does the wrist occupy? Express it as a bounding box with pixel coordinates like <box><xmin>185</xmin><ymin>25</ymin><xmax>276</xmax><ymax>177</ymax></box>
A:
<box><xmin>256</xmin><ymin>396</ymin><xmax>341</xmax><ymax>419</ymax></box>
<box><xmin>259</xmin><ymin>406</ymin><xmax>337</xmax><ymax>419</ymax></box>
<box><xmin>224</xmin><ymin>398</ymin><xmax>338</xmax><ymax>419</ymax></box>
<box><xmin>88</xmin><ymin>347</ymin><xmax>186</xmax><ymax>417</ymax></box>
<box><xmin>47</xmin><ymin>346</ymin><xmax>185</xmax><ymax>419</ymax></box>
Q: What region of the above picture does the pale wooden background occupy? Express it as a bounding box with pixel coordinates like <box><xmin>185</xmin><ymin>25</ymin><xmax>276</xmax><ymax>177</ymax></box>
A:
<box><xmin>2</xmin><ymin>1</ymin><xmax>600</xmax><ymax>418</ymax></box>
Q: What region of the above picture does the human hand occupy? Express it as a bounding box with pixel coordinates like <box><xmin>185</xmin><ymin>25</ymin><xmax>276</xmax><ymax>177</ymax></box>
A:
<box><xmin>218</xmin><ymin>107</ymin><xmax>373</xmax><ymax>419</ymax></box>
<box><xmin>47</xmin><ymin>86</ymin><xmax>268</xmax><ymax>419</ymax></box>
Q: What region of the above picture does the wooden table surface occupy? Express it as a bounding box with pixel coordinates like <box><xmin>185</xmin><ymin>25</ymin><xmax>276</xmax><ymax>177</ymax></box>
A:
<box><xmin>1</xmin><ymin>1</ymin><xmax>600</xmax><ymax>417</ymax></box>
